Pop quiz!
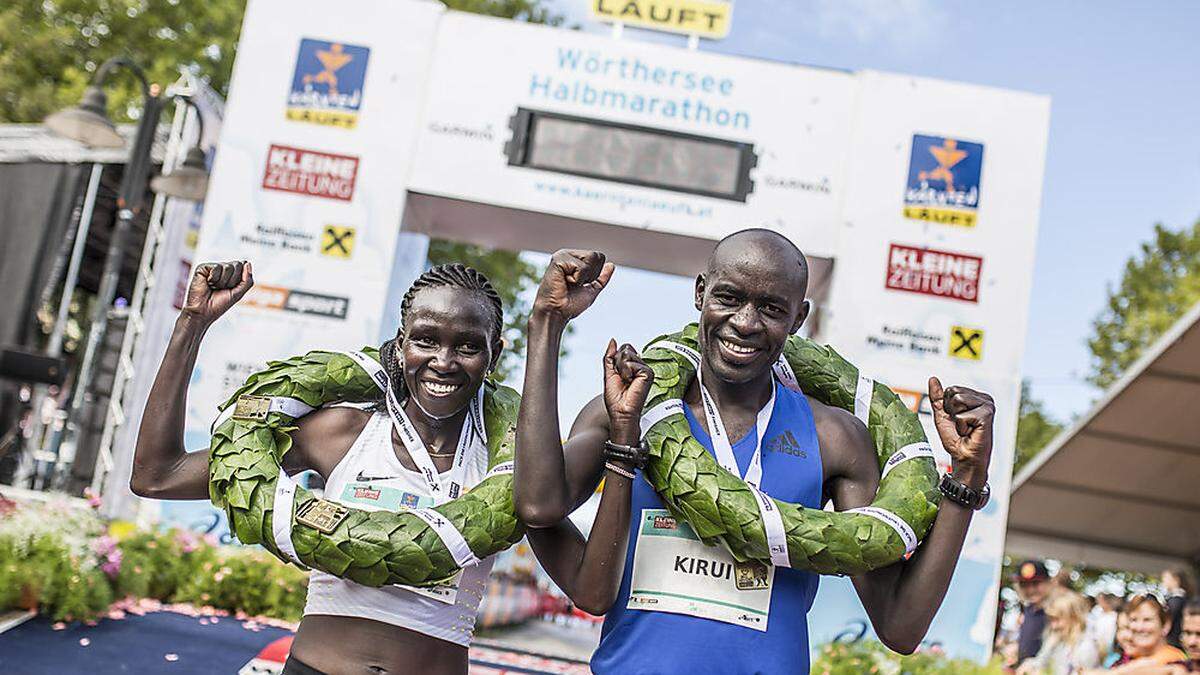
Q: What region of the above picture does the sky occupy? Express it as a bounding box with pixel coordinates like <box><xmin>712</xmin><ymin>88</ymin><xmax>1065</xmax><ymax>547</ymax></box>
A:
<box><xmin>525</xmin><ymin>0</ymin><xmax>1200</xmax><ymax>427</ymax></box>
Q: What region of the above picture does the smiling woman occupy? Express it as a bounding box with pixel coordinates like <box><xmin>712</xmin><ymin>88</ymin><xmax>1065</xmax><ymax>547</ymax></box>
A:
<box><xmin>131</xmin><ymin>261</ymin><xmax>532</xmax><ymax>675</ymax></box>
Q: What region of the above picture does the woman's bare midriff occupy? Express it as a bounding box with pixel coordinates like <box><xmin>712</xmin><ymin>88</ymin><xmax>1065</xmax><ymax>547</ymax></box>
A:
<box><xmin>289</xmin><ymin>614</ymin><xmax>468</xmax><ymax>675</ymax></box>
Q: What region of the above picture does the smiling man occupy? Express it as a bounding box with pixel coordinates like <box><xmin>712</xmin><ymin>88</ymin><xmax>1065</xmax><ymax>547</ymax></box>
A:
<box><xmin>514</xmin><ymin>229</ymin><xmax>998</xmax><ymax>674</ymax></box>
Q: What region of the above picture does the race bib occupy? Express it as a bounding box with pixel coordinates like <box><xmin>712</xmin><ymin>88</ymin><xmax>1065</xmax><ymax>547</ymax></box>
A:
<box><xmin>338</xmin><ymin>481</ymin><xmax>461</xmax><ymax>603</ymax></box>
<box><xmin>628</xmin><ymin>509</ymin><xmax>773</xmax><ymax>632</ymax></box>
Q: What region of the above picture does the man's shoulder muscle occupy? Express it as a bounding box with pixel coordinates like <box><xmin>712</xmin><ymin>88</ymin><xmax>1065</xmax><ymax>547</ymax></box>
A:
<box><xmin>806</xmin><ymin>395</ymin><xmax>878</xmax><ymax>483</ymax></box>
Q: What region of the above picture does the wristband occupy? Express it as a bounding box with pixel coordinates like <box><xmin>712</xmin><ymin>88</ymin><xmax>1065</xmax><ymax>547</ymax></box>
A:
<box><xmin>604</xmin><ymin>439</ymin><xmax>649</xmax><ymax>469</ymax></box>
<box><xmin>604</xmin><ymin>461</ymin><xmax>636</xmax><ymax>480</ymax></box>
<box><xmin>938</xmin><ymin>473</ymin><xmax>991</xmax><ymax>510</ymax></box>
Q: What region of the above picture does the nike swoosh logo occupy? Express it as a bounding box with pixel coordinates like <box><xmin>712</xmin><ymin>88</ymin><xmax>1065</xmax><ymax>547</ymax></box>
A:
<box><xmin>356</xmin><ymin>471</ymin><xmax>401</xmax><ymax>482</ymax></box>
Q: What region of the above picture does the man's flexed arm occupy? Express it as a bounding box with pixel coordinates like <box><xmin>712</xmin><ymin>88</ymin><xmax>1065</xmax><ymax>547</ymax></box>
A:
<box><xmin>514</xmin><ymin>250</ymin><xmax>615</xmax><ymax>528</ymax></box>
<box><xmin>832</xmin><ymin>377</ymin><xmax>995</xmax><ymax>654</ymax></box>
<box><xmin>130</xmin><ymin>261</ymin><xmax>253</xmax><ymax>499</ymax></box>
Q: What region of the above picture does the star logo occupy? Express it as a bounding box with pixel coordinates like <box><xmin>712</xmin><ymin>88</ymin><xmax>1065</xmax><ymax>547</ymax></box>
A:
<box><xmin>919</xmin><ymin>138</ymin><xmax>969</xmax><ymax>192</ymax></box>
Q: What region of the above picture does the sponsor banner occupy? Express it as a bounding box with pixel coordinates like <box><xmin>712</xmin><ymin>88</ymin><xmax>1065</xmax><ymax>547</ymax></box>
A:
<box><xmin>862</xmin><ymin>321</ymin><xmax>987</xmax><ymax>365</ymax></box>
<box><xmin>885</xmin><ymin>243</ymin><xmax>983</xmax><ymax>303</ymax></box>
<box><xmin>242</xmin><ymin>284</ymin><xmax>351</xmax><ymax>320</ymax></box>
<box><xmin>261</xmin><ymin>144</ymin><xmax>359</xmax><ymax>201</ymax></box>
<box><xmin>589</xmin><ymin>0</ymin><xmax>734</xmax><ymax>40</ymax></box>
<box><xmin>903</xmin><ymin>134</ymin><xmax>984</xmax><ymax>228</ymax></box>
<box><xmin>408</xmin><ymin>11</ymin><xmax>857</xmax><ymax>258</ymax></box>
<box><xmin>287</xmin><ymin>38</ymin><xmax>370</xmax><ymax>129</ymax></box>
<box><xmin>824</xmin><ymin>71</ymin><xmax>1048</xmax><ymax>660</ymax></box>
<box><xmin>174</xmin><ymin>0</ymin><xmax>444</xmax><ymax>541</ymax></box>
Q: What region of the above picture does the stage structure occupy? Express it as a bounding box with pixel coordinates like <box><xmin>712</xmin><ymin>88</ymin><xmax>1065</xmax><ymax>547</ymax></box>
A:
<box><xmin>167</xmin><ymin>0</ymin><xmax>1049</xmax><ymax>661</ymax></box>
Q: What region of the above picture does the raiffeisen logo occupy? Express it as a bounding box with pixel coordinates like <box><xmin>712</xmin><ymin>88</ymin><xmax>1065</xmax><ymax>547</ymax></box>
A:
<box><xmin>903</xmin><ymin>134</ymin><xmax>984</xmax><ymax>228</ymax></box>
<box><xmin>286</xmin><ymin>38</ymin><xmax>370</xmax><ymax>129</ymax></box>
<box><xmin>885</xmin><ymin>243</ymin><xmax>983</xmax><ymax>303</ymax></box>
<box><xmin>262</xmin><ymin>145</ymin><xmax>358</xmax><ymax>201</ymax></box>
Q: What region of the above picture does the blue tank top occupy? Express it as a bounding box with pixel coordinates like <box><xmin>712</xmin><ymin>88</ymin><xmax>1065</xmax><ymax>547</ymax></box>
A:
<box><xmin>592</xmin><ymin>380</ymin><xmax>824</xmax><ymax>675</ymax></box>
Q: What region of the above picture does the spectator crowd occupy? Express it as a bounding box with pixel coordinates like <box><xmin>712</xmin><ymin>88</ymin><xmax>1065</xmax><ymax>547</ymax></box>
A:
<box><xmin>998</xmin><ymin>560</ymin><xmax>1199</xmax><ymax>674</ymax></box>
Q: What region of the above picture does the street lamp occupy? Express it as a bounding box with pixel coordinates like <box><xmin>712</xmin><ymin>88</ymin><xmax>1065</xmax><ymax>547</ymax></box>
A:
<box><xmin>41</xmin><ymin>56</ymin><xmax>210</xmax><ymax>489</ymax></box>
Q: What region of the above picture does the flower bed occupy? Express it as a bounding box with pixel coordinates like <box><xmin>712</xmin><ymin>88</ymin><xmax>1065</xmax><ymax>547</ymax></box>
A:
<box><xmin>811</xmin><ymin>640</ymin><xmax>1004</xmax><ymax>674</ymax></box>
<box><xmin>0</xmin><ymin>494</ymin><xmax>307</xmax><ymax>623</ymax></box>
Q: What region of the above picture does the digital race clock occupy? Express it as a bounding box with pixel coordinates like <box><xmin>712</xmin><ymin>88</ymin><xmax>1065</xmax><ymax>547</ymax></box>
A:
<box><xmin>505</xmin><ymin>108</ymin><xmax>757</xmax><ymax>202</ymax></box>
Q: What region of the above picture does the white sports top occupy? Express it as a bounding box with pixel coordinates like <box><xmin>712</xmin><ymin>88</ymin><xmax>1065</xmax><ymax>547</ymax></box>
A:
<box><xmin>303</xmin><ymin>409</ymin><xmax>495</xmax><ymax>647</ymax></box>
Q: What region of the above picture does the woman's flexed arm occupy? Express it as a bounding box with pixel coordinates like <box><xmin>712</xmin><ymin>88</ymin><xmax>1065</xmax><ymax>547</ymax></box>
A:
<box><xmin>130</xmin><ymin>261</ymin><xmax>253</xmax><ymax>499</ymax></box>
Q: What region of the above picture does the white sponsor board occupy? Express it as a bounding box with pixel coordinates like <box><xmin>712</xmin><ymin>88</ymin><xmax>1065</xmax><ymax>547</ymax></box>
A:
<box><xmin>408</xmin><ymin>12</ymin><xmax>856</xmax><ymax>259</ymax></box>
<box><xmin>809</xmin><ymin>73</ymin><xmax>1049</xmax><ymax>660</ymax></box>
<box><xmin>169</xmin><ymin>0</ymin><xmax>443</xmax><ymax>537</ymax></box>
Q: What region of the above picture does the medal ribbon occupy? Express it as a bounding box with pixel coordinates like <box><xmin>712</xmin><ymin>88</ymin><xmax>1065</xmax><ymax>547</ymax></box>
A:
<box><xmin>647</xmin><ymin>340</ymin><xmax>792</xmax><ymax>568</ymax></box>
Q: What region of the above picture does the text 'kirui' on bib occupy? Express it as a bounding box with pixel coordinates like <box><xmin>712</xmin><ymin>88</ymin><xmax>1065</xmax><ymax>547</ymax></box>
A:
<box><xmin>627</xmin><ymin>509</ymin><xmax>774</xmax><ymax>632</ymax></box>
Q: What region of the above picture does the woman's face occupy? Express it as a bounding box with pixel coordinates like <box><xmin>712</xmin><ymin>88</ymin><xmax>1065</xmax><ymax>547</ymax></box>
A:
<box><xmin>1115</xmin><ymin>613</ymin><xmax>1133</xmax><ymax>653</ymax></box>
<box><xmin>399</xmin><ymin>286</ymin><xmax>498</xmax><ymax>420</ymax></box>
<box><xmin>1126</xmin><ymin>602</ymin><xmax>1168</xmax><ymax>657</ymax></box>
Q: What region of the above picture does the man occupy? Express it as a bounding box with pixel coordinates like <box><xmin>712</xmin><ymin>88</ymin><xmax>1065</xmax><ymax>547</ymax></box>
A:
<box><xmin>1181</xmin><ymin>600</ymin><xmax>1200</xmax><ymax>670</ymax></box>
<box><xmin>514</xmin><ymin>230</ymin><xmax>998</xmax><ymax>674</ymax></box>
<box><xmin>1013</xmin><ymin>559</ymin><xmax>1052</xmax><ymax>666</ymax></box>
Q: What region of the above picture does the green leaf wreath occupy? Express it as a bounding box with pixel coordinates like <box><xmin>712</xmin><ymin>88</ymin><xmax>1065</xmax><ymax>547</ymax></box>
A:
<box><xmin>208</xmin><ymin>349</ymin><xmax>523</xmax><ymax>587</ymax></box>
<box><xmin>641</xmin><ymin>324</ymin><xmax>941</xmax><ymax>576</ymax></box>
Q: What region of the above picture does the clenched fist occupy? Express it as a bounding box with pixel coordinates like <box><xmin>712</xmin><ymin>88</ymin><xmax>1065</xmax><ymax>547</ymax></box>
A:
<box><xmin>603</xmin><ymin>340</ymin><xmax>655</xmax><ymax>443</ymax></box>
<box><xmin>533</xmin><ymin>249</ymin><xmax>615</xmax><ymax>323</ymax></box>
<box><xmin>927</xmin><ymin>377</ymin><xmax>995</xmax><ymax>489</ymax></box>
<box><xmin>181</xmin><ymin>260</ymin><xmax>254</xmax><ymax>326</ymax></box>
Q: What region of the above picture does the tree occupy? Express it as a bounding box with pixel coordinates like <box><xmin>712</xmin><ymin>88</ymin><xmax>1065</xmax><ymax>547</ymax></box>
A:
<box><xmin>1088</xmin><ymin>220</ymin><xmax>1200</xmax><ymax>389</ymax></box>
<box><xmin>1012</xmin><ymin>380</ymin><xmax>1063</xmax><ymax>475</ymax></box>
<box><xmin>0</xmin><ymin>0</ymin><xmax>246</xmax><ymax>123</ymax></box>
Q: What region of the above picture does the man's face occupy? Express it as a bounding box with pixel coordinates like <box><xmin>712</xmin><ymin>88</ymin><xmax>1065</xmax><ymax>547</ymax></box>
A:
<box><xmin>1181</xmin><ymin>613</ymin><xmax>1200</xmax><ymax>657</ymax></box>
<box><xmin>1018</xmin><ymin>579</ymin><xmax>1049</xmax><ymax>606</ymax></box>
<box><xmin>694</xmin><ymin>250</ymin><xmax>808</xmax><ymax>385</ymax></box>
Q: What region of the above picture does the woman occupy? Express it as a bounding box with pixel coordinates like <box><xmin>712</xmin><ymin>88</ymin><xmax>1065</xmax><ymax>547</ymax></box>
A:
<box><xmin>1098</xmin><ymin>595</ymin><xmax>1189</xmax><ymax>674</ymax></box>
<box><xmin>1018</xmin><ymin>590</ymin><xmax>1101</xmax><ymax>674</ymax></box>
<box><xmin>131</xmin><ymin>260</ymin><xmax>650</xmax><ymax>675</ymax></box>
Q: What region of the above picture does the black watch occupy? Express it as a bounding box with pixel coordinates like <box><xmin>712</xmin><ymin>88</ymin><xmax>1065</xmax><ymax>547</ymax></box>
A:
<box><xmin>938</xmin><ymin>473</ymin><xmax>991</xmax><ymax>510</ymax></box>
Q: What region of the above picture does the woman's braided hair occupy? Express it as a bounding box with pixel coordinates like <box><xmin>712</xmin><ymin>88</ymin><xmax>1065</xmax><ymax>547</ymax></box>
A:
<box><xmin>379</xmin><ymin>263</ymin><xmax>504</xmax><ymax>405</ymax></box>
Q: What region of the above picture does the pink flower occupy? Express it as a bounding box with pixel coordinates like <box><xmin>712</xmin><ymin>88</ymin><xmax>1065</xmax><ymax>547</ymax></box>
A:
<box><xmin>100</xmin><ymin>549</ymin><xmax>123</xmax><ymax>578</ymax></box>
<box><xmin>83</xmin><ymin>488</ymin><xmax>102</xmax><ymax>509</ymax></box>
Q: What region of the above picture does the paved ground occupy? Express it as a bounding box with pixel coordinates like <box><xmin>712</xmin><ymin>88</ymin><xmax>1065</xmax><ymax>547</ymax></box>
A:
<box><xmin>0</xmin><ymin>608</ymin><xmax>601</xmax><ymax>674</ymax></box>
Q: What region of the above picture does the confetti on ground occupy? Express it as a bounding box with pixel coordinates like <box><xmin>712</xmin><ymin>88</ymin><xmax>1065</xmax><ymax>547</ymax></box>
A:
<box><xmin>79</xmin><ymin>638</ymin><xmax>90</xmax><ymax>646</ymax></box>
<box><xmin>165</xmin><ymin>653</ymin><xmax>179</xmax><ymax>662</ymax></box>
<box><xmin>52</xmin><ymin>622</ymin><xmax>66</xmax><ymax>630</ymax></box>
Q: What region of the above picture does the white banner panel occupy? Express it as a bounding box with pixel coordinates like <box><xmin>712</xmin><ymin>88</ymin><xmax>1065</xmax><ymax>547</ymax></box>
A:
<box><xmin>167</xmin><ymin>0</ymin><xmax>443</xmax><ymax>538</ymax></box>
<box><xmin>811</xmin><ymin>71</ymin><xmax>1050</xmax><ymax>661</ymax></box>
<box><xmin>407</xmin><ymin>13</ymin><xmax>857</xmax><ymax>258</ymax></box>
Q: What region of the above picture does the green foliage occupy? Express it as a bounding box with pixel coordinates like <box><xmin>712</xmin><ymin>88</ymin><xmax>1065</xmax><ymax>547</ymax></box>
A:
<box><xmin>1088</xmin><ymin>220</ymin><xmax>1200</xmax><ymax>389</ymax></box>
<box><xmin>812</xmin><ymin>641</ymin><xmax>1005</xmax><ymax>674</ymax></box>
<box><xmin>427</xmin><ymin>240</ymin><xmax>544</xmax><ymax>382</ymax></box>
<box><xmin>0</xmin><ymin>0</ymin><xmax>246</xmax><ymax>123</ymax></box>
<box><xmin>174</xmin><ymin>549</ymin><xmax>308</xmax><ymax>622</ymax></box>
<box><xmin>0</xmin><ymin>499</ymin><xmax>311</xmax><ymax>622</ymax></box>
<box><xmin>1013</xmin><ymin>380</ymin><xmax>1063</xmax><ymax>474</ymax></box>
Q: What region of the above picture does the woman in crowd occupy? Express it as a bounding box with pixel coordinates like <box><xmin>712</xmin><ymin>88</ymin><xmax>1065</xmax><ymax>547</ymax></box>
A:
<box><xmin>1164</xmin><ymin>569</ymin><xmax>1197</xmax><ymax>648</ymax></box>
<box><xmin>1018</xmin><ymin>590</ymin><xmax>1101</xmax><ymax>674</ymax></box>
<box><xmin>1100</xmin><ymin>595</ymin><xmax>1188</xmax><ymax>673</ymax></box>
<box><xmin>130</xmin><ymin>260</ymin><xmax>650</xmax><ymax>675</ymax></box>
